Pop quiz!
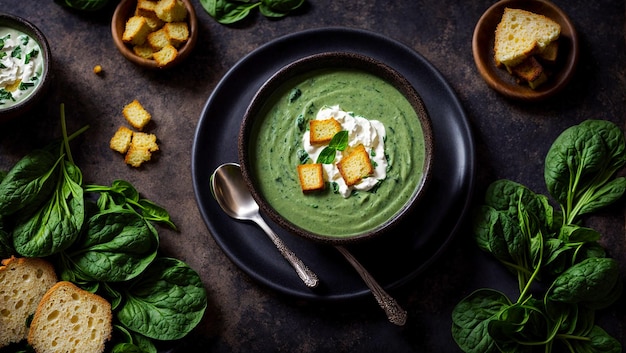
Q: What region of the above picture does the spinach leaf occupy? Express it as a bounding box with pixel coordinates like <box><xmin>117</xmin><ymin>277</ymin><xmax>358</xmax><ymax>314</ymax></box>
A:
<box><xmin>13</xmin><ymin>160</ymin><xmax>84</xmax><ymax>257</ymax></box>
<box><xmin>451</xmin><ymin>289</ymin><xmax>511</xmax><ymax>353</ymax></box>
<box><xmin>0</xmin><ymin>149</ymin><xmax>60</xmax><ymax>216</ymax></box>
<box><xmin>200</xmin><ymin>0</ymin><xmax>260</xmax><ymax>24</ymax></box>
<box><xmin>54</xmin><ymin>0</ymin><xmax>111</xmax><ymax>11</ymax></box>
<box><xmin>545</xmin><ymin>120</ymin><xmax>626</xmax><ymax>224</ymax></box>
<box><xmin>60</xmin><ymin>208</ymin><xmax>159</xmax><ymax>282</ymax></box>
<box><xmin>547</xmin><ymin>257</ymin><xmax>620</xmax><ymax>308</ymax></box>
<box><xmin>116</xmin><ymin>257</ymin><xmax>207</xmax><ymax>340</ymax></box>
<box><xmin>566</xmin><ymin>325</ymin><xmax>622</xmax><ymax>353</ymax></box>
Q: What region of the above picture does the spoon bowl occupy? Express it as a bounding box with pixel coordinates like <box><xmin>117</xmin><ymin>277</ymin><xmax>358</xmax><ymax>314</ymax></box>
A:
<box><xmin>211</xmin><ymin>163</ymin><xmax>406</xmax><ymax>325</ymax></box>
<box><xmin>211</xmin><ymin>163</ymin><xmax>319</xmax><ymax>288</ymax></box>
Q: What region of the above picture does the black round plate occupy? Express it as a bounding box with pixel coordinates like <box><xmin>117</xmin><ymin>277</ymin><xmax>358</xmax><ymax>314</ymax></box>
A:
<box><xmin>192</xmin><ymin>27</ymin><xmax>475</xmax><ymax>300</ymax></box>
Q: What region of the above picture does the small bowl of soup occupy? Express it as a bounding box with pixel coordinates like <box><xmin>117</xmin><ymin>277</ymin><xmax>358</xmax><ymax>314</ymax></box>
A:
<box><xmin>239</xmin><ymin>52</ymin><xmax>434</xmax><ymax>244</ymax></box>
<box><xmin>0</xmin><ymin>12</ymin><xmax>51</xmax><ymax>123</ymax></box>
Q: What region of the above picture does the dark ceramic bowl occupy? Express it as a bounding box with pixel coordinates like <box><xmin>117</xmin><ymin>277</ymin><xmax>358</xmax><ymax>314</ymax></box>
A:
<box><xmin>472</xmin><ymin>0</ymin><xmax>579</xmax><ymax>101</ymax></box>
<box><xmin>111</xmin><ymin>0</ymin><xmax>198</xmax><ymax>69</ymax></box>
<box><xmin>239</xmin><ymin>52</ymin><xmax>434</xmax><ymax>244</ymax></box>
<box><xmin>0</xmin><ymin>12</ymin><xmax>51</xmax><ymax>123</ymax></box>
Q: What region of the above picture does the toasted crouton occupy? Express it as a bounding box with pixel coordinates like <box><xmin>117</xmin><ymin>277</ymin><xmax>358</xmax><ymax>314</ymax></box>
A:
<box><xmin>133</xmin><ymin>43</ymin><xmax>154</xmax><ymax>59</ymax></box>
<box><xmin>153</xmin><ymin>44</ymin><xmax>178</xmax><ymax>67</ymax></box>
<box><xmin>131</xmin><ymin>132</ymin><xmax>159</xmax><ymax>152</ymax></box>
<box><xmin>122</xmin><ymin>16</ymin><xmax>151</xmax><ymax>45</ymax></box>
<box><xmin>124</xmin><ymin>146</ymin><xmax>153</xmax><ymax>167</ymax></box>
<box><xmin>297</xmin><ymin>163</ymin><xmax>325</xmax><ymax>192</ymax></box>
<box><xmin>147</xmin><ymin>28</ymin><xmax>170</xmax><ymax>51</ymax></box>
<box><xmin>538</xmin><ymin>40</ymin><xmax>559</xmax><ymax>63</ymax></box>
<box><xmin>155</xmin><ymin>0</ymin><xmax>187</xmax><ymax>22</ymax></box>
<box><xmin>163</xmin><ymin>22</ymin><xmax>189</xmax><ymax>48</ymax></box>
<box><xmin>135</xmin><ymin>0</ymin><xmax>158</xmax><ymax>20</ymax></box>
<box><xmin>310</xmin><ymin>118</ymin><xmax>342</xmax><ymax>145</ymax></box>
<box><xmin>510</xmin><ymin>56</ymin><xmax>547</xmax><ymax>89</ymax></box>
<box><xmin>337</xmin><ymin>144</ymin><xmax>373</xmax><ymax>186</ymax></box>
<box><xmin>123</xmin><ymin>100</ymin><xmax>152</xmax><ymax>130</ymax></box>
<box><xmin>109</xmin><ymin>126</ymin><xmax>134</xmax><ymax>154</ymax></box>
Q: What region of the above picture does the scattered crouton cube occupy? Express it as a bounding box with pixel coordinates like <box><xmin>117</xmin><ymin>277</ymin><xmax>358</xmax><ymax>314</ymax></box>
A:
<box><xmin>337</xmin><ymin>144</ymin><xmax>373</xmax><ymax>186</ymax></box>
<box><xmin>109</xmin><ymin>126</ymin><xmax>133</xmax><ymax>154</ymax></box>
<box><xmin>123</xmin><ymin>100</ymin><xmax>152</xmax><ymax>130</ymax></box>
<box><xmin>124</xmin><ymin>145</ymin><xmax>153</xmax><ymax>167</ymax></box>
<box><xmin>297</xmin><ymin>163</ymin><xmax>325</xmax><ymax>192</ymax></box>
<box><xmin>310</xmin><ymin>118</ymin><xmax>342</xmax><ymax>145</ymax></box>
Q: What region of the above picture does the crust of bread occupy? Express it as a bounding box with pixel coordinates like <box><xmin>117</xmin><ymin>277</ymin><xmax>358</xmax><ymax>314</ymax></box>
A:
<box><xmin>297</xmin><ymin>163</ymin><xmax>325</xmax><ymax>192</ymax></box>
<box><xmin>27</xmin><ymin>281</ymin><xmax>112</xmax><ymax>353</ymax></box>
<box><xmin>0</xmin><ymin>256</ymin><xmax>58</xmax><ymax>348</ymax></box>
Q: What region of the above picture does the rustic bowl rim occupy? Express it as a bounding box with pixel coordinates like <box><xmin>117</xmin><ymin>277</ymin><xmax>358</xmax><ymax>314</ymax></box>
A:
<box><xmin>0</xmin><ymin>12</ymin><xmax>51</xmax><ymax>123</ymax></box>
<box><xmin>238</xmin><ymin>51</ymin><xmax>435</xmax><ymax>245</ymax></box>
<box><xmin>472</xmin><ymin>0</ymin><xmax>579</xmax><ymax>101</ymax></box>
<box><xmin>111</xmin><ymin>0</ymin><xmax>198</xmax><ymax>70</ymax></box>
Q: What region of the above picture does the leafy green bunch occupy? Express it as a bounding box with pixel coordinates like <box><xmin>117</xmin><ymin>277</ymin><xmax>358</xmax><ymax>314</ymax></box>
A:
<box><xmin>0</xmin><ymin>105</ymin><xmax>207</xmax><ymax>353</ymax></box>
<box><xmin>452</xmin><ymin>120</ymin><xmax>626</xmax><ymax>353</ymax></box>
<box><xmin>200</xmin><ymin>0</ymin><xmax>305</xmax><ymax>24</ymax></box>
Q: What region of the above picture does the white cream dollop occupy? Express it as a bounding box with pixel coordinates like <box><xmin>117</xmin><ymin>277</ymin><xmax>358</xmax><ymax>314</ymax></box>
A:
<box><xmin>0</xmin><ymin>29</ymin><xmax>43</xmax><ymax>106</ymax></box>
<box><xmin>302</xmin><ymin>105</ymin><xmax>387</xmax><ymax>198</ymax></box>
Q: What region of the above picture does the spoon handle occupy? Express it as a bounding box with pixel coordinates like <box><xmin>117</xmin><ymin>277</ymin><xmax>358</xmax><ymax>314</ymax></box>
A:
<box><xmin>254</xmin><ymin>215</ymin><xmax>319</xmax><ymax>288</ymax></box>
<box><xmin>336</xmin><ymin>246</ymin><xmax>407</xmax><ymax>326</ymax></box>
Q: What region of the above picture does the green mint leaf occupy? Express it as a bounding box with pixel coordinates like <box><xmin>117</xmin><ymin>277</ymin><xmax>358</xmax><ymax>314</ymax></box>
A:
<box><xmin>328</xmin><ymin>130</ymin><xmax>349</xmax><ymax>151</ymax></box>
<box><xmin>316</xmin><ymin>147</ymin><xmax>337</xmax><ymax>164</ymax></box>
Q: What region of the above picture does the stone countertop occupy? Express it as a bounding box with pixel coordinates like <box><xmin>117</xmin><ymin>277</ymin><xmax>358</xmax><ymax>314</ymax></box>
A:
<box><xmin>1</xmin><ymin>0</ymin><xmax>625</xmax><ymax>352</ymax></box>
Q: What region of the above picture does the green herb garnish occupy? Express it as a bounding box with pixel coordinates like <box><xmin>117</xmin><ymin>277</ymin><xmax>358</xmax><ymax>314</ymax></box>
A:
<box><xmin>316</xmin><ymin>130</ymin><xmax>348</xmax><ymax>164</ymax></box>
<box><xmin>11</xmin><ymin>46</ymin><xmax>21</xmax><ymax>59</ymax></box>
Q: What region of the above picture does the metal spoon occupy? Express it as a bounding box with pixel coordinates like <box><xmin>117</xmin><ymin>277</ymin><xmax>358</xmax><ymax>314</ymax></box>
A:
<box><xmin>210</xmin><ymin>163</ymin><xmax>319</xmax><ymax>288</ymax></box>
<box><xmin>211</xmin><ymin>163</ymin><xmax>407</xmax><ymax>325</ymax></box>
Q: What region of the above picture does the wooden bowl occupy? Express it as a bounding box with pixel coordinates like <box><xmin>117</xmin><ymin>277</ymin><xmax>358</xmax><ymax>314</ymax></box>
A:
<box><xmin>111</xmin><ymin>0</ymin><xmax>198</xmax><ymax>69</ymax></box>
<box><xmin>238</xmin><ymin>52</ymin><xmax>434</xmax><ymax>245</ymax></box>
<box><xmin>472</xmin><ymin>0</ymin><xmax>579</xmax><ymax>101</ymax></box>
<box><xmin>0</xmin><ymin>12</ymin><xmax>52</xmax><ymax>123</ymax></box>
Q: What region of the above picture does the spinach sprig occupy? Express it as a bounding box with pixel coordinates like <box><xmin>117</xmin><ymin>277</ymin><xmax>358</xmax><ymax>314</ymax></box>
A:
<box><xmin>0</xmin><ymin>105</ymin><xmax>207</xmax><ymax>352</ymax></box>
<box><xmin>452</xmin><ymin>120</ymin><xmax>625</xmax><ymax>353</ymax></box>
<box><xmin>200</xmin><ymin>0</ymin><xmax>305</xmax><ymax>24</ymax></box>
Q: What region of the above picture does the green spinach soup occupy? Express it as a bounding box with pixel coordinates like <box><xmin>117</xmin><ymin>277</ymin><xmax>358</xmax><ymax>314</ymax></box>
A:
<box><xmin>249</xmin><ymin>68</ymin><xmax>427</xmax><ymax>238</ymax></box>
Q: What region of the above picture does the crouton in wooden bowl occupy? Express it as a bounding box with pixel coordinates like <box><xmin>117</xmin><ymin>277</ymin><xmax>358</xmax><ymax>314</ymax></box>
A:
<box><xmin>111</xmin><ymin>0</ymin><xmax>198</xmax><ymax>69</ymax></box>
<box><xmin>0</xmin><ymin>12</ymin><xmax>52</xmax><ymax>123</ymax></box>
<box><xmin>238</xmin><ymin>52</ymin><xmax>434</xmax><ymax>244</ymax></box>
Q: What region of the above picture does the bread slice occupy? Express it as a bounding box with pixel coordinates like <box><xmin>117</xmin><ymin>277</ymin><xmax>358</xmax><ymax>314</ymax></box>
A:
<box><xmin>109</xmin><ymin>126</ymin><xmax>134</xmax><ymax>154</ymax></box>
<box><xmin>494</xmin><ymin>8</ymin><xmax>561</xmax><ymax>67</ymax></box>
<box><xmin>27</xmin><ymin>281</ymin><xmax>112</xmax><ymax>353</ymax></box>
<box><xmin>0</xmin><ymin>256</ymin><xmax>58</xmax><ymax>348</ymax></box>
<box><xmin>297</xmin><ymin>163</ymin><xmax>325</xmax><ymax>192</ymax></box>
<box><xmin>337</xmin><ymin>144</ymin><xmax>373</xmax><ymax>186</ymax></box>
<box><xmin>309</xmin><ymin>118</ymin><xmax>342</xmax><ymax>145</ymax></box>
<box><xmin>122</xmin><ymin>16</ymin><xmax>151</xmax><ymax>46</ymax></box>
<box><xmin>123</xmin><ymin>99</ymin><xmax>152</xmax><ymax>130</ymax></box>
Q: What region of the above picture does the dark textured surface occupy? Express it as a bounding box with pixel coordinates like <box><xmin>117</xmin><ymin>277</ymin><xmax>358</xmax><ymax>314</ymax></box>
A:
<box><xmin>0</xmin><ymin>0</ymin><xmax>625</xmax><ymax>352</ymax></box>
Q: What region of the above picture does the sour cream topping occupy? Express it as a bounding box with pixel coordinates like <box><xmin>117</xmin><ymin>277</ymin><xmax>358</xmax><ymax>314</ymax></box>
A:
<box><xmin>302</xmin><ymin>105</ymin><xmax>387</xmax><ymax>198</ymax></box>
<box><xmin>0</xmin><ymin>27</ymin><xmax>44</xmax><ymax>107</ymax></box>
